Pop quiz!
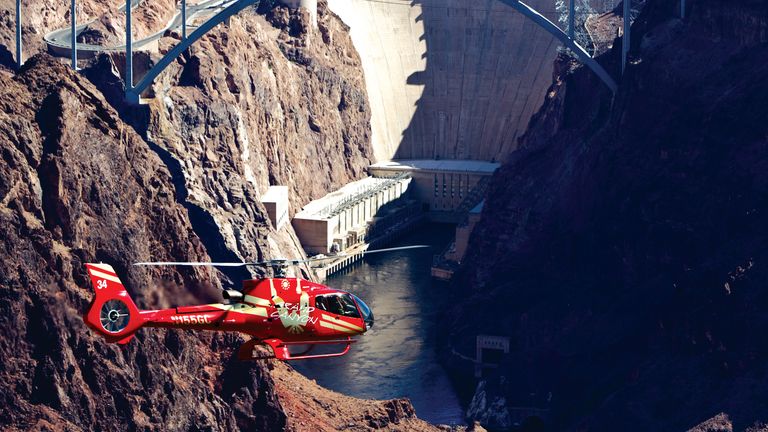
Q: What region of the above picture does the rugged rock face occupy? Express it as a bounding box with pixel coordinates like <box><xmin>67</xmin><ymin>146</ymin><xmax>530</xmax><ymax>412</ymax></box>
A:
<box><xmin>445</xmin><ymin>0</ymin><xmax>768</xmax><ymax>430</ymax></box>
<box><xmin>132</xmin><ymin>1</ymin><xmax>373</xmax><ymax>277</ymax></box>
<box><xmin>270</xmin><ymin>361</ymin><xmax>444</xmax><ymax>432</ymax></box>
<box><xmin>0</xmin><ymin>55</ymin><xmax>285</xmax><ymax>431</ymax></box>
<box><xmin>0</xmin><ymin>2</ymin><xmax>427</xmax><ymax>431</ymax></box>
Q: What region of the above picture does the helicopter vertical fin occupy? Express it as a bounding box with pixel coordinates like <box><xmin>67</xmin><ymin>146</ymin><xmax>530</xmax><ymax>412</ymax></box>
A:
<box><xmin>82</xmin><ymin>263</ymin><xmax>145</xmax><ymax>343</ymax></box>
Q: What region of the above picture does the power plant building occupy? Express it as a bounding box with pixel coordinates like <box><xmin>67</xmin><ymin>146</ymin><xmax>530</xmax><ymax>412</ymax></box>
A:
<box><xmin>292</xmin><ymin>175</ymin><xmax>413</xmax><ymax>254</ymax></box>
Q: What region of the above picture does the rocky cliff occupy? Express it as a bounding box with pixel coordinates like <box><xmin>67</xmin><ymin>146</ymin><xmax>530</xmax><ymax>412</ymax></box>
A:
<box><xmin>445</xmin><ymin>0</ymin><xmax>768</xmax><ymax>430</ymax></box>
<box><xmin>0</xmin><ymin>1</ymin><xmax>439</xmax><ymax>430</ymax></box>
<box><xmin>134</xmin><ymin>1</ymin><xmax>374</xmax><ymax>279</ymax></box>
<box><xmin>0</xmin><ymin>54</ymin><xmax>285</xmax><ymax>431</ymax></box>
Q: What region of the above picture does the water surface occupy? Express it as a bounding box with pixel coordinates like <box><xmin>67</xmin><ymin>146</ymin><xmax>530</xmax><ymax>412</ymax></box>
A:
<box><xmin>293</xmin><ymin>224</ymin><xmax>465</xmax><ymax>426</ymax></box>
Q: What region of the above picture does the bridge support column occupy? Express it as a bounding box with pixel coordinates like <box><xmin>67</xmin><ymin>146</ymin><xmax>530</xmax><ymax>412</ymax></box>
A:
<box><xmin>126</xmin><ymin>0</ymin><xmax>137</xmax><ymax>103</ymax></box>
<box><xmin>182</xmin><ymin>0</ymin><xmax>187</xmax><ymax>40</ymax></box>
<box><xmin>71</xmin><ymin>0</ymin><xmax>78</xmax><ymax>70</ymax></box>
<box><xmin>15</xmin><ymin>0</ymin><xmax>22</xmax><ymax>69</ymax></box>
<box><xmin>622</xmin><ymin>0</ymin><xmax>630</xmax><ymax>73</ymax></box>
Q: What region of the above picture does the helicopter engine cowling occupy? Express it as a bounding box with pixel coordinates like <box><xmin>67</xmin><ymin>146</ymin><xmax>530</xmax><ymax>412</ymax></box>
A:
<box><xmin>222</xmin><ymin>289</ymin><xmax>244</xmax><ymax>302</ymax></box>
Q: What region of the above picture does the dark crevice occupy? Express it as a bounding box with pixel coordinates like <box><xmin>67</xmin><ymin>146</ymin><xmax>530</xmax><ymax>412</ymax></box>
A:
<box><xmin>144</xmin><ymin>140</ymin><xmax>251</xmax><ymax>289</ymax></box>
<box><xmin>35</xmin><ymin>91</ymin><xmax>69</xmax><ymax>236</ymax></box>
<box><xmin>81</xmin><ymin>50</ymin><xmax>251</xmax><ymax>291</ymax></box>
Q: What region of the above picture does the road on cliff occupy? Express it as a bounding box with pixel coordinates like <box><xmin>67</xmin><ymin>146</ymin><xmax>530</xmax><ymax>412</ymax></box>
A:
<box><xmin>45</xmin><ymin>0</ymin><xmax>238</xmax><ymax>56</ymax></box>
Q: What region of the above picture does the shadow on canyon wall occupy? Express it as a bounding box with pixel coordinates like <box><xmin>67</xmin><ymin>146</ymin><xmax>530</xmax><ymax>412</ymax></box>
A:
<box><xmin>392</xmin><ymin>0</ymin><xmax>561</xmax><ymax>161</ymax></box>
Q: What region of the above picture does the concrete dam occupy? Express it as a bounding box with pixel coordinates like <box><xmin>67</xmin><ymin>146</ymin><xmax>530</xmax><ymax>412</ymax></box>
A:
<box><xmin>286</xmin><ymin>0</ymin><xmax>566</xmax><ymax>278</ymax></box>
<box><xmin>21</xmin><ymin>0</ymin><xmax>573</xmax><ymax>281</ymax></box>
<box><xmin>327</xmin><ymin>0</ymin><xmax>561</xmax><ymax>162</ymax></box>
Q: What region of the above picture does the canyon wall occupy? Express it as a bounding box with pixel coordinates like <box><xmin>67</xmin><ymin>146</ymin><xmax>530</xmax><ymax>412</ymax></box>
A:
<box><xmin>0</xmin><ymin>55</ymin><xmax>285</xmax><ymax>431</ymax></box>
<box><xmin>133</xmin><ymin>2</ymin><xmax>375</xmax><ymax>280</ymax></box>
<box><xmin>0</xmin><ymin>1</ymin><xmax>442</xmax><ymax>430</ymax></box>
<box><xmin>327</xmin><ymin>0</ymin><xmax>561</xmax><ymax>162</ymax></box>
<box><xmin>445</xmin><ymin>0</ymin><xmax>768</xmax><ymax>430</ymax></box>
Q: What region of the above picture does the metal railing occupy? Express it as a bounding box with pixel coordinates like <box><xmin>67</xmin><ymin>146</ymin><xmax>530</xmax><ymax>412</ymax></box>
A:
<box><xmin>317</xmin><ymin>172</ymin><xmax>411</xmax><ymax>219</ymax></box>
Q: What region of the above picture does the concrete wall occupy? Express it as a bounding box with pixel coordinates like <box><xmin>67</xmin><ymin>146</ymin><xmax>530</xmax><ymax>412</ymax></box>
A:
<box><xmin>292</xmin><ymin>218</ymin><xmax>331</xmax><ymax>254</ymax></box>
<box><xmin>411</xmin><ymin>171</ymin><xmax>484</xmax><ymax>211</ymax></box>
<box><xmin>293</xmin><ymin>177</ymin><xmax>412</xmax><ymax>254</ymax></box>
<box><xmin>262</xmin><ymin>185</ymin><xmax>289</xmax><ymax>230</ymax></box>
<box><xmin>328</xmin><ymin>0</ymin><xmax>560</xmax><ymax>162</ymax></box>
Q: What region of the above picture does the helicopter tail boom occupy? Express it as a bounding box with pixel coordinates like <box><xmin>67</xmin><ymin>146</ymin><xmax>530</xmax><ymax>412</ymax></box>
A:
<box><xmin>83</xmin><ymin>263</ymin><xmax>145</xmax><ymax>344</ymax></box>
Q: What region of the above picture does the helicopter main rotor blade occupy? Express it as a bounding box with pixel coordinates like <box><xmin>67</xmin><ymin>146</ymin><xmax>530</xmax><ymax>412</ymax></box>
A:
<box><xmin>133</xmin><ymin>261</ymin><xmax>265</xmax><ymax>267</ymax></box>
<box><xmin>358</xmin><ymin>245</ymin><xmax>431</xmax><ymax>256</ymax></box>
<box><xmin>294</xmin><ymin>244</ymin><xmax>432</xmax><ymax>264</ymax></box>
<box><xmin>134</xmin><ymin>245</ymin><xmax>431</xmax><ymax>267</ymax></box>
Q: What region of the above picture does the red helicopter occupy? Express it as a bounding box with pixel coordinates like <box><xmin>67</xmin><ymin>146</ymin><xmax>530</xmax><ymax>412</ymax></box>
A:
<box><xmin>83</xmin><ymin>246</ymin><xmax>425</xmax><ymax>360</ymax></box>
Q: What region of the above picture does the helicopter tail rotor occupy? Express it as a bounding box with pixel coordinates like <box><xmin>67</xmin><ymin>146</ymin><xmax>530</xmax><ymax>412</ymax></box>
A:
<box><xmin>83</xmin><ymin>263</ymin><xmax>145</xmax><ymax>344</ymax></box>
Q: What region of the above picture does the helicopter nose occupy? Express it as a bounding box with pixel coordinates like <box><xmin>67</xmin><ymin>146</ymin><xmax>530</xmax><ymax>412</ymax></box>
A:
<box><xmin>351</xmin><ymin>294</ymin><xmax>374</xmax><ymax>331</ymax></box>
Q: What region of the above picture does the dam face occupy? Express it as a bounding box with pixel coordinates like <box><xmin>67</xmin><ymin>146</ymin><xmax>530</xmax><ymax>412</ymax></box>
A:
<box><xmin>328</xmin><ymin>0</ymin><xmax>561</xmax><ymax>162</ymax></box>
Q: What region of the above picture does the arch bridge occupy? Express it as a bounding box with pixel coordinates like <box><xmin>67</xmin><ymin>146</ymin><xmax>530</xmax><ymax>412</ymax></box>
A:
<box><xmin>123</xmin><ymin>0</ymin><xmax>624</xmax><ymax>99</ymax></box>
<box><xmin>10</xmin><ymin>0</ymin><xmax>666</xmax><ymax>100</ymax></box>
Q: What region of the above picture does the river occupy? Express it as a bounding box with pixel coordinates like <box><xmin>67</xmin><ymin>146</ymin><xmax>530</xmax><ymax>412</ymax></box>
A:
<box><xmin>293</xmin><ymin>223</ymin><xmax>465</xmax><ymax>426</ymax></box>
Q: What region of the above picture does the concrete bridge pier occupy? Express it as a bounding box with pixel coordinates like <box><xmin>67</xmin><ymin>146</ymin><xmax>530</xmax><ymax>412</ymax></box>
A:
<box><xmin>71</xmin><ymin>0</ymin><xmax>79</xmax><ymax>70</ymax></box>
<box><xmin>15</xmin><ymin>0</ymin><xmax>22</xmax><ymax>69</ymax></box>
<box><xmin>126</xmin><ymin>0</ymin><xmax>135</xmax><ymax>103</ymax></box>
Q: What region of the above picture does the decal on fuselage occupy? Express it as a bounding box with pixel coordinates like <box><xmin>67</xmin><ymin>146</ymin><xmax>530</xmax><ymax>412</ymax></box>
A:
<box><xmin>274</xmin><ymin>291</ymin><xmax>312</xmax><ymax>333</ymax></box>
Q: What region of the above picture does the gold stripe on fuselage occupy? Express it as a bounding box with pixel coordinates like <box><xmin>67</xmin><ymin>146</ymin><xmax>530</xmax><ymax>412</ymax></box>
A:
<box><xmin>209</xmin><ymin>303</ymin><xmax>269</xmax><ymax>317</ymax></box>
<box><xmin>243</xmin><ymin>295</ymin><xmax>271</xmax><ymax>307</ymax></box>
<box><xmin>320</xmin><ymin>314</ymin><xmax>363</xmax><ymax>331</ymax></box>
<box><xmin>319</xmin><ymin>320</ymin><xmax>357</xmax><ymax>334</ymax></box>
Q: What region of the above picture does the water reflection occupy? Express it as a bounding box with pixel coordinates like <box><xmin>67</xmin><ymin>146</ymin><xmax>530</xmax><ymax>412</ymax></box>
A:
<box><xmin>293</xmin><ymin>224</ymin><xmax>465</xmax><ymax>425</ymax></box>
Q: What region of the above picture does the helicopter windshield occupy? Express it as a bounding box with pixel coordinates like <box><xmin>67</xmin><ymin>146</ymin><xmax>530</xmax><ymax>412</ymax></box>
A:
<box><xmin>352</xmin><ymin>294</ymin><xmax>374</xmax><ymax>329</ymax></box>
<box><xmin>315</xmin><ymin>293</ymin><xmax>361</xmax><ymax>318</ymax></box>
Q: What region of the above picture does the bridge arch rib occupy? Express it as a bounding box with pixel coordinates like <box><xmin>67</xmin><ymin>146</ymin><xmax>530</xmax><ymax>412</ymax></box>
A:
<box><xmin>126</xmin><ymin>0</ymin><xmax>617</xmax><ymax>101</ymax></box>
<box><xmin>496</xmin><ymin>0</ymin><xmax>618</xmax><ymax>93</ymax></box>
<box><xmin>126</xmin><ymin>0</ymin><xmax>258</xmax><ymax>103</ymax></box>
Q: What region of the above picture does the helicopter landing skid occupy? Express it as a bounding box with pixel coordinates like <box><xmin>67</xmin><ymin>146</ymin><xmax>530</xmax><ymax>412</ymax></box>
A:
<box><xmin>238</xmin><ymin>337</ymin><xmax>357</xmax><ymax>361</ymax></box>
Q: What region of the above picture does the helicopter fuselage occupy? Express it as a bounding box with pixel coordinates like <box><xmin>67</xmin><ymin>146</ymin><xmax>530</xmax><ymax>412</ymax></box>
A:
<box><xmin>83</xmin><ymin>263</ymin><xmax>374</xmax><ymax>360</ymax></box>
<box><xmin>139</xmin><ymin>277</ymin><xmax>371</xmax><ymax>341</ymax></box>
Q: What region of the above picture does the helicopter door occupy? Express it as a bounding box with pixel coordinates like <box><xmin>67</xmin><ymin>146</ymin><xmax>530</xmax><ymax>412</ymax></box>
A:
<box><xmin>313</xmin><ymin>294</ymin><xmax>364</xmax><ymax>336</ymax></box>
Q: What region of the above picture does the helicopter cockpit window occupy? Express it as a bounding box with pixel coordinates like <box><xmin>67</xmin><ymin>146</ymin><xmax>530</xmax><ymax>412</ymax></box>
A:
<box><xmin>315</xmin><ymin>294</ymin><xmax>361</xmax><ymax>318</ymax></box>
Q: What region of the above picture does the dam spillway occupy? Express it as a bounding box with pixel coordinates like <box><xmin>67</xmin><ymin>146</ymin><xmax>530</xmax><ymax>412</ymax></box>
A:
<box><xmin>327</xmin><ymin>0</ymin><xmax>561</xmax><ymax>162</ymax></box>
